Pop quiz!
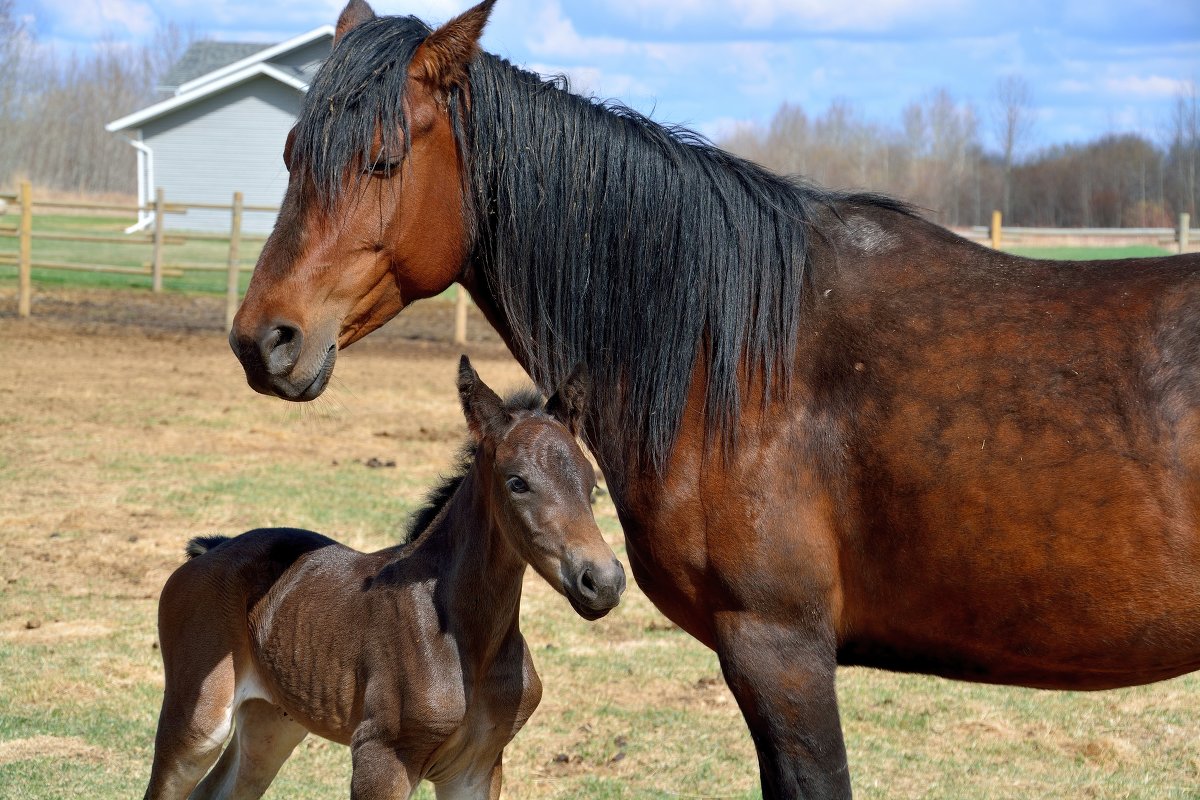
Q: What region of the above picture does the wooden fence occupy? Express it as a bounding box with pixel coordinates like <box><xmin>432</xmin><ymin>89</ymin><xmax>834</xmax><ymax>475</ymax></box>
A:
<box><xmin>1</xmin><ymin>180</ymin><xmax>267</xmax><ymax>329</ymax></box>
<box><xmin>10</xmin><ymin>186</ymin><xmax>1192</xmax><ymax>338</ymax></box>
<box><xmin>0</xmin><ymin>179</ymin><xmax>472</xmax><ymax>342</ymax></box>
<box><xmin>959</xmin><ymin>211</ymin><xmax>1197</xmax><ymax>253</ymax></box>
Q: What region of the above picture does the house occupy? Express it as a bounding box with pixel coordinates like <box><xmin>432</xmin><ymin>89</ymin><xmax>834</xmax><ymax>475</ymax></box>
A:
<box><xmin>105</xmin><ymin>27</ymin><xmax>333</xmax><ymax>234</ymax></box>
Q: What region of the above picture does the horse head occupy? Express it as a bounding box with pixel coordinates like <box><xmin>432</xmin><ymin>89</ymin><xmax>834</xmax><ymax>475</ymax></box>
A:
<box><xmin>230</xmin><ymin>1</ymin><xmax>495</xmax><ymax>400</ymax></box>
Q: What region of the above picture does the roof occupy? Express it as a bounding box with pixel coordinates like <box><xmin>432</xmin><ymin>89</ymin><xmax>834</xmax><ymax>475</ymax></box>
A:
<box><xmin>175</xmin><ymin>26</ymin><xmax>333</xmax><ymax>95</ymax></box>
<box><xmin>107</xmin><ymin>25</ymin><xmax>333</xmax><ymax>134</ymax></box>
<box><xmin>106</xmin><ymin>63</ymin><xmax>308</xmax><ymax>133</ymax></box>
<box><xmin>159</xmin><ymin>42</ymin><xmax>272</xmax><ymax>89</ymax></box>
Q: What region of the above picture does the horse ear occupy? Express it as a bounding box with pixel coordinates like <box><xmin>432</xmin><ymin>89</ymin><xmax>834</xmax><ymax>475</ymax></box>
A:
<box><xmin>457</xmin><ymin>355</ymin><xmax>508</xmax><ymax>441</ymax></box>
<box><xmin>546</xmin><ymin>362</ymin><xmax>589</xmax><ymax>436</ymax></box>
<box><xmin>335</xmin><ymin>0</ymin><xmax>376</xmax><ymax>45</ymax></box>
<box><xmin>412</xmin><ymin>0</ymin><xmax>497</xmax><ymax>93</ymax></box>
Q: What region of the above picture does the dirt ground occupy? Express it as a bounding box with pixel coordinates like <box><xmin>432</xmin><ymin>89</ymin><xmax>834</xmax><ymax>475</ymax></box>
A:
<box><xmin>0</xmin><ymin>286</ymin><xmax>759</xmax><ymax>799</ymax></box>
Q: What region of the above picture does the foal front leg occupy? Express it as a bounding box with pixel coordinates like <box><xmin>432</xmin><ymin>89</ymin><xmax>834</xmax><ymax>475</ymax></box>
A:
<box><xmin>350</xmin><ymin>737</ymin><xmax>419</xmax><ymax>800</ymax></box>
<box><xmin>715</xmin><ymin>611</ymin><xmax>850</xmax><ymax>800</ymax></box>
<box><xmin>433</xmin><ymin>752</ymin><xmax>504</xmax><ymax>800</ymax></box>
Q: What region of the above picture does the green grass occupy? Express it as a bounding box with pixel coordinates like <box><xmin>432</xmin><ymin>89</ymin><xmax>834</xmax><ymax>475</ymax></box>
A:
<box><xmin>1005</xmin><ymin>245</ymin><xmax>1171</xmax><ymax>260</ymax></box>
<box><xmin>0</xmin><ymin>211</ymin><xmax>469</xmax><ymax>299</ymax></box>
<box><xmin>0</xmin><ymin>212</ymin><xmax>262</xmax><ymax>294</ymax></box>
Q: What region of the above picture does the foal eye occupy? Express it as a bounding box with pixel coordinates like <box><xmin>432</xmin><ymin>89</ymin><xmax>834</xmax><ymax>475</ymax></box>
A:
<box><xmin>506</xmin><ymin>476</ymin><xmax>529</xmax><ymax>494</ymax></box>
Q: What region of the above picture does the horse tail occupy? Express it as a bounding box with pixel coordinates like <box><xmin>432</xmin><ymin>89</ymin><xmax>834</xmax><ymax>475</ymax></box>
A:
<box><xmin>185</xmin><ymin>535</ymin><xmax>231</xmax><ymax>559</ymax></box>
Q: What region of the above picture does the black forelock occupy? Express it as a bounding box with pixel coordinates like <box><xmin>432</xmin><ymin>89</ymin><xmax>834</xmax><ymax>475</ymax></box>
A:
<box><xmin>404</xmin><ymin>387</ymin><xmax>551</xmax><ymax>543</ymax></box>
<box><xmin>292</xmin><ymin>14</ymin><xmax>434</xmax><ymax>209</ymax></box>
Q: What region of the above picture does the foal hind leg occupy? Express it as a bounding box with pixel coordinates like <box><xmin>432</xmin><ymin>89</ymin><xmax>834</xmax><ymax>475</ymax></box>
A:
<box><xmin>715</xmin><ymin>612</ymin><xmax>850</xmax><ymax>800</ymax></box>
<box><xmin>143</xmin><ymin>658</ymin><xmax>236</xmax><ymax>800</ymax></box>
<box><xmin>190</xmin><ymin>700</ymin><xmax>307</xmax><ymax>800</ymax></box>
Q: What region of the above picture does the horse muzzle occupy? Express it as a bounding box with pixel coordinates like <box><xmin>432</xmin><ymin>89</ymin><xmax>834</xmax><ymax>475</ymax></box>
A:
<box><xmin>229</xmin><ymin>320</ymin><xmax>336</xmax><ymax>401</ymax></box>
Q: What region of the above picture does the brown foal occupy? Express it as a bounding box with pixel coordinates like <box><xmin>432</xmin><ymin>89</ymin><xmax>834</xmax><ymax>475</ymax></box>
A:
<box><xmin>143</xmin><ymin>357</ymin><xmax>625</xmax><ymax>800</ymax></box>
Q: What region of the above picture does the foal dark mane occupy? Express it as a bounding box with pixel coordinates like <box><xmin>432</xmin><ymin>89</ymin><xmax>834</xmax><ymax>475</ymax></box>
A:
<box><xmin>295</xmin><ymin>13</ymin><xmax>914</xmax><ymax>475</ymax></box>
<box><xmin>404</xmin><ymin>387</ymin><xmax>545</xmax><ymax>544</ymax></box>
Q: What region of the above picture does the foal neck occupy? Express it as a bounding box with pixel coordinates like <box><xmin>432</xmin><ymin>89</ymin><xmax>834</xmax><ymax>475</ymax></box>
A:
<box><xmin>417</xmin><ymin>458</ymin><xmax>527</xmax><ymax>647</ymax></box>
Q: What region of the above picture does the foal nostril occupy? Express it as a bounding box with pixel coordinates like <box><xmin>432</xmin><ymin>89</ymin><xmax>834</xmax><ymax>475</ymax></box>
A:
<box><xmin>259</xmin><ymin>322</ymin><xmax>303</xmax><ymax>376</ymax></box>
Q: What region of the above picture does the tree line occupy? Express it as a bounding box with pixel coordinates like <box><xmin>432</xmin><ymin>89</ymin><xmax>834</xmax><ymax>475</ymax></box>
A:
<box><xmin>719</xmin><ymin>80</ymin><xmax>1200</xmax><ymax>229</ymax></box>
<box><xmin>0</xmin><ymin>0</ymin><xmax>189</xmax><ymax>195</ymax></box>
<box><xmin>2</xmin><ymin>0</ymin><xmax>1196</xmax><ymax>229</ymax></box>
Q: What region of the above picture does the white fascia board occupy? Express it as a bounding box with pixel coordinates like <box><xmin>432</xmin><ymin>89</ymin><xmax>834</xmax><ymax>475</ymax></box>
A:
<box><xmin>106</xmin><ymin>63</ymin><xmax>308</xmax><ymax>132</ymax></box>
<box><xmin>175</xmin><ymin>25</ymin><xmax>334</xmax><ymax>95</ymax></box>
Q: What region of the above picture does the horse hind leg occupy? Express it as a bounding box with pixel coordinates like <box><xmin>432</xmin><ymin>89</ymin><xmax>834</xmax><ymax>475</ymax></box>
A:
<box><xmin>189</xmin><ymin>700</ymin><xmax>307</xmax><ymax>800</ymax></box>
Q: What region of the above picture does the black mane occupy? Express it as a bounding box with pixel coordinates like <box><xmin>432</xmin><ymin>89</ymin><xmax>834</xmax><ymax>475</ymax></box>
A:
<box><xmin>296</xmin><ymin>14</ymin><xmax>914</xmax><ymax>475</ymax></box>
<box><xmin>404</xmin><ymin>387</ymin><xmax>545</xmax><ymax>543</ymax></box>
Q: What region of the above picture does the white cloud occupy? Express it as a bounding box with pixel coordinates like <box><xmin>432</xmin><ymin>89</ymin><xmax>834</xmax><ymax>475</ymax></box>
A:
<box><xmin>526</xmin><ymin>62</ymin><xmax>654</xmax><ymax>98</ymax></box>
<box><xmin>695</xmin><ymin>115</ymin><xmax>759</xmax><ymax>140</ymax></box>
<box><xmin>519</xmin><ymin>0</ymin><xmax>637</xmax><ymax>59</ymax></box>
<box><xmin>599</xmin><ymin>0</ymin><xmax>965</xmax><ymax>34</ymax></box>
<box><xmin>34</xmin><ymin>0</ymin><xmax>157</xmax><ymax>38</ymax></box>
<box><xmin>1103</xmin><ymin>75</ymin><xmax>1191</xmax><ymax>98</ymax></box>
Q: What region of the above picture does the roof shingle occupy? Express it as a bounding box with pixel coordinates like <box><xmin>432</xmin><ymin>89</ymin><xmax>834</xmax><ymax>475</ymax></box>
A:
<box><xmin>159</xmin><ymin>41</ymin><xmax>273</xmax><ymax>89</ymax></box>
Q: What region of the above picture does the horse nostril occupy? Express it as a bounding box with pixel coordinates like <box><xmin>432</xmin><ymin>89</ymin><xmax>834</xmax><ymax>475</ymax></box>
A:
<box><xmin>578</xmin><ymin>568</ymin><xmax>598</xmax><ymax>600</ymax></box>
<box><xmin>260</xmin><ymin>322</ymin><xmax>303</xmax><ymax>376</ymax></box>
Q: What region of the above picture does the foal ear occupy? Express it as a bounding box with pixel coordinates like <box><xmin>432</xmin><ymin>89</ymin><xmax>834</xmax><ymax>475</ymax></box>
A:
<box><xmin>546</xmin><ymin>362</ymin><xmax>590</xmax><ymax>436</ymax></box>
<box><xmin>334</xmin><ymin>0</ymin><xmax>376</xmax><ymax>45</ymax></box>
<box><xmin>457</xmin><ymin>355</ymin><xmax>508</xmax><ymax>441</ymax></box>
<box><xmin>412</xmin><ymin>0</ymin><xmax>498</xmax><ymax>93</ymax></box>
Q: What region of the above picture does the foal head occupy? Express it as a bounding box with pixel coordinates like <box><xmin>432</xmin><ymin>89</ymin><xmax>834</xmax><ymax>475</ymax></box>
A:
<box><xmin>457</xmin><ymin>356</ymin><xmax>625</xmax><ymax>620</ymax></box>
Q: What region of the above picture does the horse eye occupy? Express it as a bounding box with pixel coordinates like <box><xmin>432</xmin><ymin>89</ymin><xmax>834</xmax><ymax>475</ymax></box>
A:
<box><xmin>506</xmin><ymin>476</ymin><xmax>529</xmax><ymax>494</ymax></box>
<box><xmin>365</xmin><ymin>158</ymin><xmax>402</xmax><ymax>176</ymax></box>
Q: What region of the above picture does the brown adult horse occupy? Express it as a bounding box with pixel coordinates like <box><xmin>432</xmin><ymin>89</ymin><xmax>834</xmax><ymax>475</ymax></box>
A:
<box><xmin>229</xmin><ymin>1</ymin><xmax>1200</xmax><ymax>796</ymax></box>
<box><xmin>144</xmin><ymin>357</ymin><xmax>624</xmax><ymax>799</ymax></box>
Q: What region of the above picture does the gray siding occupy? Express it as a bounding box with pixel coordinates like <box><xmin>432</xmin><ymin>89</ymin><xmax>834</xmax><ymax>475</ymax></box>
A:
<box><xmin>269</xmin><ymin>38</ymin><xmax>331</xmax><ymax>83</ymax></box>
<box><xmin>141</xmin><ymin>76</ymin><xmax>300</xmax><ymax>234</ymax></box>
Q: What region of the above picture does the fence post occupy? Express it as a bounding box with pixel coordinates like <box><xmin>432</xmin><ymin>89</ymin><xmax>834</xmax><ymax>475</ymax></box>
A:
<box><xmin>454</xmin><ymin>289</ymin><xmax>468</xmax><ymax>345</ymax></box>
<box><xmin>1180</xmin><ymin>213</ymin><xmax>1191</xmax><ymax>255</ymax></box>
<box><xmin>17</xmin><ymin>180</ymin><xmax>32</xmax><ymax>317</ymax></box>
<box><xmin>225</xmin><ymin>191</ymin><xmax>244</xmax><ymax>332</ymax></box>
<box><xmin>990</xmin><ymin>209</ymin><xmax>1002</xmax><ymax>250</ymax></box>
<box><xmin>151</xmin><ymin>188</ymin><xmax>165</xmax><ymax>292</ymax></box>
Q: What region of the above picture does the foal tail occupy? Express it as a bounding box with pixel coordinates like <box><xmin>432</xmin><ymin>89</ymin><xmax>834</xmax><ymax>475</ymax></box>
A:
<box><xmin>185</xmin><ymin>535</ymin><xmax>231</xmax><ymax>559</ymax></box>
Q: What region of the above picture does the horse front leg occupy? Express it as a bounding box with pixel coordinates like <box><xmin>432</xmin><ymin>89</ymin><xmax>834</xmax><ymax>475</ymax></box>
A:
<box><xmin>714</xmin><ymin>610</ymin><xmax>850</xmax><ymax>799</ymax></box>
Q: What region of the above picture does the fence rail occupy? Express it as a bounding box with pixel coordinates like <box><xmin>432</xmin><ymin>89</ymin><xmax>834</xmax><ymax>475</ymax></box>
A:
<box><xmin>1</xmin><ymin>180</ymin><xmax>260</xmax><ymax>328</ymax></box>
<box><xmin>959</xmin><ymin>211</ymin><xmax>1196</xmax><ymax>253</ymax></box>
<box><xmin>1</xmin><ymin>180</ymin><xmax>473</xmax><ymax>342</ymax></box>
<box><xmin>5</xmin><ymin>187</ymin><xmax>1196</xmax><ymax>336</ymax></box>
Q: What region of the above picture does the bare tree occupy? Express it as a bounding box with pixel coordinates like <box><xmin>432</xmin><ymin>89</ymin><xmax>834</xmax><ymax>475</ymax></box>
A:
<box><xmin>0</xmin><ymin>11</ymin><xmax>195</xmax><ymax>193</ymax></box>
<box><xmin>992</xmin><ymin>75</ymin><xmax>1035</xmax><ymax>219</ymax></box>
<box><xmin>1165</xmin><ymin>81</ymin><xmax>1199</xmax><ymax>218</ymax></box>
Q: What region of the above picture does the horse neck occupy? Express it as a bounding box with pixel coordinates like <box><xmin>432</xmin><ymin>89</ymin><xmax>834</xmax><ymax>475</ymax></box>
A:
<box><xmin>424</xmin><ymin>460</ymin><xmax>527</xmax><ymax>654</ymax></box>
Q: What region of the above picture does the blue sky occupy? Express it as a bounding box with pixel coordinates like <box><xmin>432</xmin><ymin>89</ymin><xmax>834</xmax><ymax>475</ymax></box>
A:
<box><xmin>17</xmin><ymin>0</ymin><xmax>1200</xmax><ymax>153</ymax></box>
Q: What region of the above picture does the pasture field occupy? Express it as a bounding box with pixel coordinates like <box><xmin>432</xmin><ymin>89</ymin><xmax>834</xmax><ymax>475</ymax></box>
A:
<box><xmin>1</xmin><ymin>287</ymin><xmax>1198</xmax><ymax>799</ymax></box>
<box><xmin>1005</xmin><ymin>245</ymin><xmax>1172</xmax><ymax>260</ymax></box>
<box><xmin>0</xmin><ymin>212</ymin><xmax>262</xmax><ymax>294</ymax></box>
